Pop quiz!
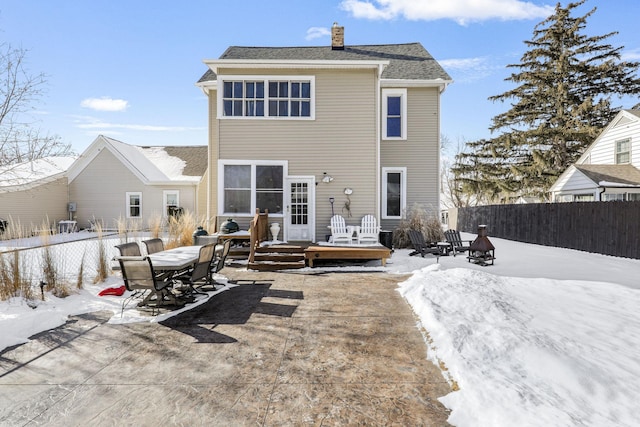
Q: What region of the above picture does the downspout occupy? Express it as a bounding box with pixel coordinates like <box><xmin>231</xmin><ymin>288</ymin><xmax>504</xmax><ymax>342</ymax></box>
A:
<box><xmin>376</xmin><ymin>64</ymin><xmax>383</xmax><ymax>224</ymax></box>
<box><xmin>599</xmin><ymin>186</ymin><xmax>606</xmax><ymax>201</ymax></box>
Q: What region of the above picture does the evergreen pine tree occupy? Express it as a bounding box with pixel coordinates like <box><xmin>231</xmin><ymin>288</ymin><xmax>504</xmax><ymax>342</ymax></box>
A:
<box><xmin>454</xmin><ymin>0</ymin><xmax>640</xmax><ymax>201</ymax></box>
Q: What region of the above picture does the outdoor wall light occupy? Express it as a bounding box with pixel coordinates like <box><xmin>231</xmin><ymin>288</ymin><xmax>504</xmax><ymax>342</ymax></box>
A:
<box><xmin>322</xmin><ymin>172</ymin><xmax>334</xmax><ymax>183</ymax></box>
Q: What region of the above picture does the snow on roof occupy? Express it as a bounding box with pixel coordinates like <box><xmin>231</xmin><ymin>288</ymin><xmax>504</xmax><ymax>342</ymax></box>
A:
<box><xmin>136</xmin><ymin>146</ymin><xmax>193</xmax><ymax>181</ymax></box>
<box><xmin>102</xmin><ymin>136</ymin><xmax>203</xmax><ymax>183</ymax></box>
<box><xmin>0</xmin><ymin>156</ymin><xmax>77</xmax><ymax>188</ymax></box>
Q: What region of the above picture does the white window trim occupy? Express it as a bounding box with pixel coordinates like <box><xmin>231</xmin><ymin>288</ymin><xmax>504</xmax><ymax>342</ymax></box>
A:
<box><xmin>615</xmin><ymin>138</ymin><xmax>631</xmax><ymax>164</ymax></box>
<box><xmin>382</xmin><ymin>167</ymin><xmax>407</xmax><ymax>219</ymax></box>
<box><xmin>163</xmin><ymin>190</ymin><xmax>180</xmax><ymax>217</ymax></box>
<box><xmin>126</xmin><ymin>192</ymin><xmax>142</xmax><ymax>219</ymax></box>
<box><xmin>217</xmin><ymin>75</ymin><xmax>315</xmax><ymax>120</ymax></box>
<box><xmin>382</xmin><ymin>88</ymin><xmax>407</xmax><ymax>140</ymax></box>
<box><xmin>217</xmin><ymin>160</ymin><xmax>288</xmax><ymax>217</ymax></box>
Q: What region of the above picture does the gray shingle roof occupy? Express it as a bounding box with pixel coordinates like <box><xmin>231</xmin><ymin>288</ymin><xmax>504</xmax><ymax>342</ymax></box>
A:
<box><xmin>160</xmin><ymin>146</ymin><xmax>208</xmax><ymax>177</ymax></box>
<box><xmin>197</xmin><ymin>42</ymin><xmax>451</xmax><ymax>83</ymax></box>
<box><xmin>575</xmin><ymin>164</ymin><xmax>640</xmax><ymax>185</ymax></box>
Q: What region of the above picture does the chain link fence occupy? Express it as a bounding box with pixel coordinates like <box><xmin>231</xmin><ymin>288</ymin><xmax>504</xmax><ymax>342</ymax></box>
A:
<box><xmin>0</xmin><ymin>232</ymin><xmax>161</xmax><ymax>298</ymax></box>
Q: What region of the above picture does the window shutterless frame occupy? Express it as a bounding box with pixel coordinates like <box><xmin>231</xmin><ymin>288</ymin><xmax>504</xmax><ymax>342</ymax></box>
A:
<box><xmin>218</xmin><ymin>160</ymin><xmax>288</xmax><ymax>216</ymax></box>
<box><xmin>126</xmin><ymin>192</ymin><xmax>142</xmax><ymax>218</ymax></box>
<box><xmin>382</xmin><ymin>167</ymin><xmax>406</xmax><ymax>219</ymax></box>
<box><xmin>382</xmin><ymin>88</ymin><xmax>407</xmax><ymax>140</ymax></box>
<box><xmin>217</xmin><ymin>75</ymin><xmax>315</xmax><ymax>120</ymax></box>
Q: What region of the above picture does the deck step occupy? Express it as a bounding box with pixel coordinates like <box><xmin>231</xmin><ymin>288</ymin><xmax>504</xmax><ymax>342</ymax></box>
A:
<box><xmin>255</xmin><ymin>245</ymin><xmax>305</xmax><ymax>254</ymax></box>
<box><xmin>254</xmin><ymin>253</ymin><xmax>305</xmax><ymax>263</ymax></box>
<box><xmin>248</xmin><ymin>261</ymin><xmax>306</xmax><ymax>271</ymax></box>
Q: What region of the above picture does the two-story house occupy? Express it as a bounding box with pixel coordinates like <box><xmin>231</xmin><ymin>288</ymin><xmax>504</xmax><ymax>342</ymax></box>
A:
<box><xmin>550</xmin><ymin>109</ymin><xmax>640</xmax><ymax>202</ymax></box>
<box><xmin>196</xmin><ymin>24</ymin><xmax>452</xmax><ymax>242</ymax></box>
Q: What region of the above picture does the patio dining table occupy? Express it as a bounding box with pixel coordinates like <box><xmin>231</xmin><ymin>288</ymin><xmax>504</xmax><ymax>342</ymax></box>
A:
<box><xmin>148</xmin><ymin>245</ymin><xmax>202</xmax><ymax>272</ymax></box>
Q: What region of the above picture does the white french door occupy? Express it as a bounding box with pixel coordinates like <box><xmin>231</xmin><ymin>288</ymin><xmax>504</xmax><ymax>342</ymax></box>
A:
<box><xmin>285</xmin><ymin>177</ymin><xmax>315</xmax><ymax>242</ymax></box>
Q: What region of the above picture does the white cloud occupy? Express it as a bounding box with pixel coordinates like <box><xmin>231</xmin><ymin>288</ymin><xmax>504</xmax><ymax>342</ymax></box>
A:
<box><xmin>340</xmin><ymin>0</ymin><xmax>554</xmax><ymax>25</ymax></box>
<box><xmin>306</xmin><ymin>26</ymin><xmax>332</xmax><ymax>40</ymax></box>
<box><xmin>439</xmin><ymin>56</ymin><xmax>501</xmax><ymax>83</ymax></box>
<box><xmin>71</xmin><ymin>115</ymin><xmax>204</xmax><ymax>132</ymax></box>
<box><xmin>80</xmin><ymin>97</ymin><xmax>129</xmax><ymax>112</ymax></box>
<box><xmin>622</xmin><ymin>48</ymin><xmax>640</xmax><ymax>61</ymax></box>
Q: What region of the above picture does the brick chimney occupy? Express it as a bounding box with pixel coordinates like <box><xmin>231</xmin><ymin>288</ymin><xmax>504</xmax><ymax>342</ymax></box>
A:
<box><xmin>331</xmin><ymin>22</ymin><xmax>344</xmax><ymax>50</ymax></box>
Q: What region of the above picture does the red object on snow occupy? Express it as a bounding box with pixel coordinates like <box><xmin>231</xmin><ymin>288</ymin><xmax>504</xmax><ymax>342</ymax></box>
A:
<box><xmin>98</xmin><ymin>285</ymin><xmax>126</xmax><ymax>296</ymax></box>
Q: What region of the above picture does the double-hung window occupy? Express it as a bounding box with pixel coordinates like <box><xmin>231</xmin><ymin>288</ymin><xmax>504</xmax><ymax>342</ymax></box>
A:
<box><xmin>382</xmin><ymin>167</ymin><xmax>406</xmax><ymax>219</ymax></box>
<box><xmin>382</xmin><ymin>89</ymin><xmax>407</xmax><ymax>140</ymax></box>
<box><xmin>220</xmin><ymin>161</ymin><xmax>286</xmax><ymax>215</ymax></box>
<box><xmin>163</xmin><ymin>190</ymin><xmax>180</xmax><ymax>217</ymax></box>
<box><xmin>219</xmin><ymin>76</ymin><xmax>314</xmax><ymax>119</ymax></box>
<box><xmin>615</xmin><ymin>138</ymin><xmax>630</xmax><ymax>164</ymax></box>
<box><xmin>126</xmin><ymin>192</ymin><xmax>142</xmax><ymax>218</ymax></box>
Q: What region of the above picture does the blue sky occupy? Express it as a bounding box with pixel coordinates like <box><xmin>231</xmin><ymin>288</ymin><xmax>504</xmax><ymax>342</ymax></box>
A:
<box><xmin>1</xmin><ymin>0</ymin><xmax>639</xmax><ymax>154</ymax></box>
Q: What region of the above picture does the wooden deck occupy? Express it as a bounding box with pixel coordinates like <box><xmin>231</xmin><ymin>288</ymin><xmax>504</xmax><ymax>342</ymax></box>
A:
<box><xmin>304</xmin><ymin>245</ymin><xmax>391</xmax><ymax>267</ymax></box>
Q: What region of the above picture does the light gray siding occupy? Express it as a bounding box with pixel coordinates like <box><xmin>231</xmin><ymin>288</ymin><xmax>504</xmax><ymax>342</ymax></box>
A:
<box><xmin>211</xmin><ymin>68</ymin><xmax>379</xmax><ymax>237</ymax></box>
<box><xmin>69</xmin><ymin>150</ymin><xmax>197</xmax><ymax>229</ymax></box>
<box><xmin>380</xmin><ymin>87</ymin><xmax>440</xmax><ymax>229</ymax></box>
<box><xmin>0</xmin><ymin>178</ymin><xmax>69</xmax><ymax>233</ymax></box>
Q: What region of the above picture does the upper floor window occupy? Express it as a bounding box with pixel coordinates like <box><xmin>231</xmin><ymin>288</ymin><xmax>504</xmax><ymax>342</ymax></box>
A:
<box><xmin>382</xmin><ymin>89</ymin><xmax>407</xmax><ymax>140</ymax></box>
<box><xmin>223</xmin><ymin>81</ymin><xmax>264</xmax><ymax>117</ymax></box>
<box><xmin>615</xmin><ymin>138</ymin><xmax>630</xmax><ymax>164</ymax></box>
<box><xmin>219</xmin><ymin>76</ymin><xmax>314</xmax><ymax>119</ymax></box>
<box><xmin>269</xmin><ymin>81</ymin><xmax>311</xmax><ymax>117</ymax></box>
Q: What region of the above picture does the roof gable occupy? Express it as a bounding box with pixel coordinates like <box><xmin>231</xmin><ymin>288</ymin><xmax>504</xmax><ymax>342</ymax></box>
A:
<box><xmin>577</xmin><ymin>109</ymin><xmax>640</xmax><ymax>164</ymax></box>
<box><xmin>67</xmin><ymin>135</ymin><xmax>207</xmax><ymax>185</ymax></box>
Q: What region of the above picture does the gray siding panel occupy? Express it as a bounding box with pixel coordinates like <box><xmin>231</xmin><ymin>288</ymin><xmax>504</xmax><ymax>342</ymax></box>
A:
<box><xmin>214</xmin><ymin>69</ymin><xmax>378</xmax><ymax>238</ymax></box>
<box><xmin>69</xmin><ymin>150</ymin><xmax>197</xmax><ymax>229</ymax></box>
<box><xmin>0</xmin><ymin>178</ymin><xmax>69</xmax><ymax>232</ymax></box>
<box><xmin>381</xmin><ymin>87</ymin><xmax>440</xmax><ymax>228</ymax></box>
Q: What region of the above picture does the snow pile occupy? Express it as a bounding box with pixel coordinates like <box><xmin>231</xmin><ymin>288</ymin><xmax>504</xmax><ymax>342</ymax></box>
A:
<box><xmin>400</xmin><ymin>264</ymin><xmax>640</xmax><ymax>426</ymax></box>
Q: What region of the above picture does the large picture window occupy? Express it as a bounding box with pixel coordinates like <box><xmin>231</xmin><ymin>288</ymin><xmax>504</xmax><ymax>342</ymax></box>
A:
<box><xmin>126</xmin><ymin>192</ymin><xmax>142</xmax><ymax>218</ymax></box>
<box><xmin>382</xmin><ymin>167</ymin><xmax>406</xmax><ymax>219</ymax></box>
<box><xmin>219</xmin><ymin>76</ymin><xmax>314</xmax><ymax>119</ymax></box>
<box><xmin>382</xmin><ymin>89</ymin><xmax>407</xmax><ymax>140</ymax></box>
<box><xmin>220</xmin><ymin>161</ymin><xmax>286</xmax><ymax>215</ymax></box>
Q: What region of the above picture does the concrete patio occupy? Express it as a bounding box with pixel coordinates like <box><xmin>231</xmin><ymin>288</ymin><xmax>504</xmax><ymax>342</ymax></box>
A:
<box><xmin>0</xmin><ymin>269</ymin><xmax>452</xmax><ymax>426</ymax></box>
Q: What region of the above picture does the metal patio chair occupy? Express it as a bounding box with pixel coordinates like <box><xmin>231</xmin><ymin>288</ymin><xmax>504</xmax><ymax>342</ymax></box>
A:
<box><xmin>173</xmin><ymin>243</ymin><xmax>217</xmax><ymax>294</ymax></box>
<box><xmin>142</xmin><ymin>238</ymin><xmax>165</xmax><ymax>255</ymax></box>
<box><xmin>118</xmin><ymin>256</ymin><xmax>182</xmax><ymax>315</ymax></box>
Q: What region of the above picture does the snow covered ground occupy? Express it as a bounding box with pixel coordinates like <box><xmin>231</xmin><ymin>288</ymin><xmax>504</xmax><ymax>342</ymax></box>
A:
<box><xmin>1</xmin><ymin>233</ymin><xmax>639</xmax><ymax>426</ymax></box>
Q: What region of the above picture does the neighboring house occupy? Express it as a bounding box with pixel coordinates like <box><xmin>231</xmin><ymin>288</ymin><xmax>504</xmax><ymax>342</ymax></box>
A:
<box><xmin>196</xmin><ymin>24</ymin><xmax>452</xmax><ymax>242</ymax></box>
<box><xmin>67</xmin><ymin>135</ymin><xmax>207</xmax><ymax>230</ymax></box>
<box><xmin>0</xmin><ymin>156</ymin><xmax>77</xmax><ymax>233</ymax></box>
<box><xmin>550</xmin><ymin>109</ymin><xmax>640</xmax><ymax>202</ymax></box>
<box><xmin>514</xmin><ymin>196</ymin><xmax>541</xmax><ymax>204</ymax></box>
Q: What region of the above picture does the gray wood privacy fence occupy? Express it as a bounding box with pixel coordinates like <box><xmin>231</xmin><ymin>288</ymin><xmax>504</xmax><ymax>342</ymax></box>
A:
<box><xmin>456</xmin><ymin>201</ymin><xmax>640</xmax><ymax>259</ymax></box>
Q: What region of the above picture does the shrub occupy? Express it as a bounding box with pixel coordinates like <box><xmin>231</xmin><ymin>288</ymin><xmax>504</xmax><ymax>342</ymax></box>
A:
<box><xmin>393</xmin><ymin>203</ymin><xmax>444</xmax><ymax>249</ymax></box>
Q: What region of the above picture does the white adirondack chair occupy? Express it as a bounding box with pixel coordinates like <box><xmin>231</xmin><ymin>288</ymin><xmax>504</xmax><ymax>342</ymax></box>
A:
<box><xmin>329</xmin><ymin>215</ymin><xmax>352</xmax><ymax>244</ymax></box>
<box><xmin>357</xmin><ymin>214</ymin><xmax>380</xmax><ymax>244</ymax></box>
